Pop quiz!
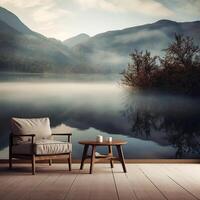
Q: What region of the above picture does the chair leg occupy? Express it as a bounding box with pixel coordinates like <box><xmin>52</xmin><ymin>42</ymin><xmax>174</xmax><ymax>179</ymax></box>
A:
<box><xmin>32</xmin><ymin>155</ymin><xmax>35</xmax><ymax>175</ymax></box>
<box><xmin>90</xmin><ymin>145</ymin><xmax>96</xmax><ymax>174</ymax></box>
<box><xmin>108</xmin><ymin>145</ymin><xmax>114</xmax><ymax>168</ymax></box>
<box><xmin>9</xmin><ymin>154</ymin><xmax>12</xmax><ymax>169</ymax></box>
<box><xmin>9</xmin><ymin>134</ymin><xmax>13</xmax><ymax>170</ymax></box>
<box><xmin>68</xmin><ymin>153</ymin><xmax>72</xmax><ymax>171</ymax></box>
<box><xmin>49</xmin><ymin>159</ymin><xmax>52</xmax><ymax>166</ymax></box>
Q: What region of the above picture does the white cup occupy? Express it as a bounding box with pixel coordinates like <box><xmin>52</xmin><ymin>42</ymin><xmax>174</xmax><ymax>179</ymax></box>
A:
<box><xmin>107</xmin><ymin>137</ymin><xmax>112</xmax><ymax>142</ymax></box>
<box><xmin>96</xmin><ymin>135</ymin><xmax>103</xmax><ymax>143</ymax></box>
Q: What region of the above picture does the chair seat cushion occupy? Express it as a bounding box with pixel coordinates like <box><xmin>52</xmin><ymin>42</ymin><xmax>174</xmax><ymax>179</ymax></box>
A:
<box><xmin>12</xmin><ymin>139</ymin><xmax>72</xmax><ymax>155</ymax></box>
<box><xmin>35</xmin><ymin>139</ymin><xmax>72</xmax><ymax>155</ymax></box>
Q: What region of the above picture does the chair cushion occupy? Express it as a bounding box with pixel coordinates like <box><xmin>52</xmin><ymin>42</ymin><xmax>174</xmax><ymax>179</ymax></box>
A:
<box><xmin>34</xmin><ymin>139</ymin><xmax>72</xmax><ymax>155</ymax></box>
<box><xmin>12</xmin><ymin>139</ymin><xmax>72</xmax><ymax>155</ymax></box>
<box><xmin>11</xmin><ymin>117</ymin><xmax>52</xmax><ymax>144</ymax></box>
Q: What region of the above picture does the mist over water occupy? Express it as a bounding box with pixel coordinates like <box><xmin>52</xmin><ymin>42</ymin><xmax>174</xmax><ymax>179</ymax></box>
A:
<box><xmin>0</xmin><ymin>73</ymin><xmax>199</xmax><ymax>159</ymax></box>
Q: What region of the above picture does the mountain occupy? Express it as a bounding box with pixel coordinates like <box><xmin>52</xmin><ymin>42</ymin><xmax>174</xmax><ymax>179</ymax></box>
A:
<box><xmin>0</xmin><ymin>7</ymin><xmax>93</xmax><ymax>73</ymax></box>
<box><xmin>72</xmin><ymin>19</ymin><xmax>200</xmax><ymax>73</ymax></box>
<box><xmin>0</xmin><ymin>19</ymin><xmax>19</xmax><ymax>34</ymax></box>
<box><xmin>0</xmin><ymin>6</ymin><xmax>200</xmax><ymax>74</ymax></box>
<box><xmin>0</xmin><ymin>7</ymin><xmax>33</xmax><ymax>34</ymax></box>
<box><xmin>64</xmin><ymin>33</ymin><xmax>90</xmax><ymax>47</ymax></box>
<box><xmin>0</xmin><ymin>20</ymin><xmax>74</xmax><ymax>72</ymax></box>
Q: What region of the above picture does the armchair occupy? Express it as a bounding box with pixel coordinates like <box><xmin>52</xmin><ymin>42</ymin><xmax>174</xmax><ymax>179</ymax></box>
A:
<box><xmin>9</xmin><ymin>117</ymin><xmax>72</xmax><ymax>175</ymax></box>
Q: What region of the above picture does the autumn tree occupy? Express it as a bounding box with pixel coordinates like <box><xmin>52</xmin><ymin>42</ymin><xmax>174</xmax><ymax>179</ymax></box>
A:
<box><xmin>121</xmin><ymin>34</ymin><xmax>200</xmax><ymax>95</ymax></box>
<box><xmin>121</xmin><ymin>50</ymin><xmax>158</xmax><ymax>88</ymax></box>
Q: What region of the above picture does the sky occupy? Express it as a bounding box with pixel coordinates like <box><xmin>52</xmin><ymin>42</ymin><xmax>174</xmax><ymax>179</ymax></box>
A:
<box><xmin>0</xmin><ymin>0</ymin><xmax>200</xmax><ymax>41</ymax></box>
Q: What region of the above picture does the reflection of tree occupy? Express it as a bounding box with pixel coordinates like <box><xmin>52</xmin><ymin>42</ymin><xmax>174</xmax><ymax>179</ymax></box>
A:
<box><xmin>159</xmin><ymin>114</ymin><xmax>200</xmax><ymax>158</ymax></box>
<box><xmin>122</xmin><ymin>92</ymin><xmax>200</xmax><ymax>158</ymax></box>
<box><xmin>130</xmin><ymin>111</ymin><xmax>157</xmax><ymax>139</ymax></box>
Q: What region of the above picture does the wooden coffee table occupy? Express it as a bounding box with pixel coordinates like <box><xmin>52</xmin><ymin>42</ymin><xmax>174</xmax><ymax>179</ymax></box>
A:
<box><xmin>79</xmin><ymin>140</ymin><xmax>127</xmax><ymax>174</ymax></box>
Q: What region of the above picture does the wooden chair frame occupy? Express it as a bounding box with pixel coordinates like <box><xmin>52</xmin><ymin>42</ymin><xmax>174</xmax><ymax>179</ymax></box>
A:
<box><xmin>9</xmin><ymin>132</ymin><xmax>72</xmax><ymax>175</ymax></box>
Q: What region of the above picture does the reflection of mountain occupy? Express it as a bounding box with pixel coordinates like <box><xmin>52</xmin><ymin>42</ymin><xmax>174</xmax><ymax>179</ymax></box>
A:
<box><xmin>0</xmin><ymin>80</ymin><xmax>200</xmax><ymax>158</ymax></box>
<box><xmin>0</xmin><ymin>81</ymin><xmax>129</xmax><ymax>150</ymax></box>
<box><xmin>0</xmin><ymin>7</ymin><xmax>200</xmax><ymax>73</ymax></box>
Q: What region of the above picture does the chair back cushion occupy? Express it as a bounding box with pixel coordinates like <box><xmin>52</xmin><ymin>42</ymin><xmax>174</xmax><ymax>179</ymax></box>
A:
<box><xmin>11</xmin><ymin>117</ymin><xmax>52</xmax><ymax>144</ymax></box>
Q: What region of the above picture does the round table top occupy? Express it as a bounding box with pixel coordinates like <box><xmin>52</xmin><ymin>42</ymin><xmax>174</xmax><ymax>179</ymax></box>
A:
<box><xmin>79</xmin><ymin>140</ymin><xmax>127</xmax><ymax>145</ymax></box>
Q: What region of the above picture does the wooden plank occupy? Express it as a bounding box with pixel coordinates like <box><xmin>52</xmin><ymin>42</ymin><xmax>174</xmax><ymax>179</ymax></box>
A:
<box><xmin>126</xmin><ymin>164</ymin><xmax>166</xmax><ymax>200</ymax></box>
<box><xmin>161</xmin><ymin>164</ymin><xmax>200</xmax><ymax>199</ymax></box>
<box><xmin>0</xmin><ymin>175</ymin><xmax>26</xmax><ymax>198</ymax></box>
<box><xmin>0</xmin><ymin>174</ymin><xmax>21</xmax><ymax>191</ymax></box>
<box><xmin>0</xmin><ymin>164</ymin><xmax>35</xmax><ymax>198</ymax></box>
<box><xmin>65</xmin><ymin>163</ymin><xmax>95</xmax><ymax>200</ymax></box>
<box><xmin>24</xmin><ymin>169</ymin><xmax>77</xmax><ymax>200</ymax></box>
<box><xmin>112</xmin><ymin>164</ymin><xmax>137</xmax><ymax>200</ymax></box>
<box><xmin>0</xmin><ymin>163</ymin><xmax>56</xmax><ymax>200</ymax></box>
<box><xmin>1</xmin><ymin>163</ymin><xmax>200</xmax><ymax>200</ymax></box>
<box><xmin>89</xmin><ymin>164</ymin><xmax>118</xmax><ymax>200</ymax></box>
<box><xmin>3</xmin><ymin>174</ymin><xmax>48</xmax><ymax>200</ymax></box>
<box><xmin>1</xmin><ymin>159</ymin><xmax>200</xmax><ymax>164</ymax></box>
<box><xmin>27</xmin><ymin>164</ymin><xmax>77</xmax><ymax>200</ymax></box>
<box><xmin>139</xmin><ymin>164</ymin><xmax>197</xmax><ymax>200</ymax></box>
<box><xmin>0</xmin><ymin>163</ymin><xmax>77</xmax><ymax>200</ymax></box>
<box><xmin>170</xmin><ymin>164</ymin><xmax>200</xmax><ymax>180</ymax></box>
<box><xmin>66</xmin><ymin>164</ymin><xmax>118</xmax><ymax>200</ymax></box>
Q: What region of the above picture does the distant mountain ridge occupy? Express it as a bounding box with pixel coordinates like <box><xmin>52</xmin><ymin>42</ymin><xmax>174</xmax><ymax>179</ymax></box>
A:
<box><xmin>0</xmin><ymin>7</ymin><xmax>90</xmax><ymax>73</ymax></box>
<box><xmin>0</xmin><ymin>6</ymin><xmax>200</xmax><ymax>73</ymax></box>
<box><xmin>0</xmin><ymin>7</ymin><xmax>33</xmax><ymax>34</ymax></box>
<box><xmin>71</xmin><ymin>19</ymin><xmax>200</xmax><ymax>72</ymax></box>
<box><xmin>64</xmin><ymin>33</ymin><xmax>90</xmax><ymax>47</ymax></box>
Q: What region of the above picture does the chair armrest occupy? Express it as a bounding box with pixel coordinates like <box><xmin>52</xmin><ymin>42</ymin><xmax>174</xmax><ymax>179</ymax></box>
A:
<box><xmin>10</xmin><ymin>133</ymin><xmax>36</xmax><ymax>146</ymax></box>
<box><xmin>9</xmin><ymin>133</ymin><xmax>36</xmax><ymax>154</ymax></box>
<box><xmin>52</xmin><ymin>133</ymin><xmax>72</xmax><ymax>136</ymax></box>
<box><xmin>12</xmin><ymin>134</ymin><xmax>36</xmax><ymax>137</ymax></box>
<box><xmin>52</xmin><ymin>133</ymin><xmax>72</xmax><ymax>143</ymax></box>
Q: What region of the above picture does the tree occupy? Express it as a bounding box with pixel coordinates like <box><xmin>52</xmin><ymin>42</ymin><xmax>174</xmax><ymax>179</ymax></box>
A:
<box><xmin>121</xmin><ymin>50</ymin><xmax>158</xmax><ymax>88</ymax></box>
<box><xmin>163</xmin><ymin>34</ymin><xmax>200</xmax><ymax>69</ymax></box>
<box><xmin>160</xmin><ymin>34</ymin><xmax>200</xmax><ymax>94</ymax></box>
<box><xmin>121</xmin><ymin>34</ymin><xmax>200</xmax><ymax>95</ymax></box>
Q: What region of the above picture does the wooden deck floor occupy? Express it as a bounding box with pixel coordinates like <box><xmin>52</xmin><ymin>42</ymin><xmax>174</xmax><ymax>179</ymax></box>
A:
<box><xmin>0</xmin><ymin>163</ymin><xmax>200</xmax><ymax>200</ymax></box>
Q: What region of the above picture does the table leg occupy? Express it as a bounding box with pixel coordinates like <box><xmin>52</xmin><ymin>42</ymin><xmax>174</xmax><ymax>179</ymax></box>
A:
<box><xmin>108</xmin><ymin>145</ymin><xmax>114</xmax><ymax>168</ymax></box>
<box><xmin>90</xmin><ymin>145</ymin><xmax>96</xmax><ymax>174</ymax></box>
<box><xmin>116</xmin><ymin>145</ymin><xmax>127</xmax><ymax>173</ymax></box>
<box><xmin>80</xmin><ymin>144</ymin><xmax>89</xmax><ymax>170</ymax></box>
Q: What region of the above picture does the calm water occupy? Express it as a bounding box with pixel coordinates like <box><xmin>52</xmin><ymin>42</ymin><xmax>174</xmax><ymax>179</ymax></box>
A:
<box><xmin>0</xmin><ymin>73</ymin><xmax>200</xmax><ymax>159</ymax></box>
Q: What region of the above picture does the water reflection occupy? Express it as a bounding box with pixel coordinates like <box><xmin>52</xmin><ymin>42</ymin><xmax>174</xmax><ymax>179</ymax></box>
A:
<box><xmin>122</xmin><ymin>90</ymin><xmax>200</xmax><ymax>158</ymax></box>
<box><xmin>0</xmin><ymin>80</ymin><xmax>131</xmax><ymax>158</ymax></box>
<box><xmin>0</xmin><ymin>74</ymin><xmax>200</xmax><ymax>158</ymax></box>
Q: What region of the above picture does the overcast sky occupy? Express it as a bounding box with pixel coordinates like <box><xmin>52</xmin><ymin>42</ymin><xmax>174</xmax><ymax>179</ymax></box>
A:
<box><xmin>0</xmin><ymin>0</ymin><xmax>200</xmax><ymax>40</ymax></box>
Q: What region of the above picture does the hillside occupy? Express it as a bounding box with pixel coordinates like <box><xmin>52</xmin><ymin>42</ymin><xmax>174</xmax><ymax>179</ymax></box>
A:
<box><xmin>0</xmin><ymin>7</ymin><xmax>92</xmax><ymax>73</ymax></box>
<box><xmin>0</xmin><ymin>7</ymin><xmax>33</xmax><ymax>34</ymax></box>
<box><xmin>64</xmin><ymin>33</ymin><xmax>90</xmax><ymax>47</ymax></box>
<box><xmin>0</xmin><ymin>6</ymin><xmax>200</xmax><ymax>74</ymax></box>
<box><xmin>72</xmin><ymin>19</ymin><xmax>200</xmax><ymax>73</ymax></box>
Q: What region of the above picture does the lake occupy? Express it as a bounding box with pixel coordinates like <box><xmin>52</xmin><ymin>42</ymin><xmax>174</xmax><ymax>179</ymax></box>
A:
<box><xmin>0</xmin><ymin>73</ymin><xmax>200</xmax><ymax>159</ymax></box>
